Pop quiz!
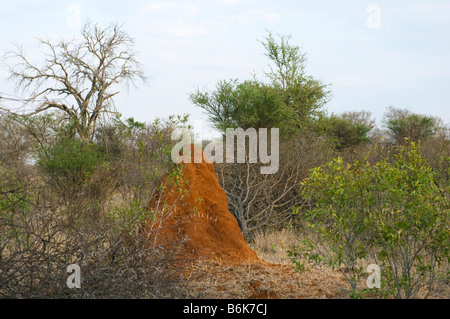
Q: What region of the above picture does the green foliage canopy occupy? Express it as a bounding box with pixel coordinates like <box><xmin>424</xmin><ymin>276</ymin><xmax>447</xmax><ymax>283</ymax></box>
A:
<box><xmin>190</xmin><ymin>32</ymin><xmax>330</xmax><ymax>134</ymax></box>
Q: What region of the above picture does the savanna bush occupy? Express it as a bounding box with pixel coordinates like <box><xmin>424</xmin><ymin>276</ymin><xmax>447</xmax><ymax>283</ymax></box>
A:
<box><xmin>290</xmin><ymin>140</ymin><xmax>449</xmax><ymax>298</ymax></box>
<box><xmin>36</xmin><ymin>137</ymin><xmax>106</xmax><ymax>191</ymax></box>
<box><xmin>0</xmin><ymin>112</ymin><xmax>202</xmax><ymax>298</ymax></box>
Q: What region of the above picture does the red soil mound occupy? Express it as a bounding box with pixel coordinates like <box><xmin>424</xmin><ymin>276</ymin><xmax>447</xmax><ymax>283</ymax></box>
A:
<box><xmin>147</xmin><ymin>144</ymin><xmax>258</xmax><ymax>265</ymax></box>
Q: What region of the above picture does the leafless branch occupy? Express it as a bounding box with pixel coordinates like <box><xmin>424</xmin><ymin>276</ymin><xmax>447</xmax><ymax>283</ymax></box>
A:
<box><xmin>3</xmin><ymin>21</ymin><xmax>146</xmax><ymax>142</ymax></box>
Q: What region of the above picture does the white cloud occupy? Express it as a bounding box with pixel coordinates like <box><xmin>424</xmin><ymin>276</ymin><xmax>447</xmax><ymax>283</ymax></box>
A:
<box><xmin>329</xmin><ymin>75</ymin><xmax>381</xmax><ymax>88</ymax></box>
<box><xmin>142</xmin><ymin>2</ymin><xmax>176</xmax><ymax>12</ymax></box>
<box><xmin>141</xmin><ymin>2</ymin><xmax>199</xmax><ymax>15</ymax></box>
<box><xmin>165</xmin><ymin>20</ymin><xmax>208</xmax><ymax>37</ymax></box>
<box><xmin>220</xmin><ymin>14</ymin><xmax>252</xmax><ymax>25</ymax></box>
<box><xmin>250</xmin><ymin>9</ymin><xmax>282</xmax><ymax>23</ymax></box>
<box><xmin>215</xmin><ymin>9</ymin><xmax>282</xmax><ymax>27</ymax></box>
<box><xmin>413</xmin><ymin>3</ymin><xmax>450</xmax><ymax>11</ymax></box>
<box><xmin>404</xmin><ymin>2</ymin><xmax>450</xmax><ymax>24</ymax></box>
<box><xmin>218</xmin><ymin>0</ymin><xmax>248</xmax><ymax>4</ymax></box>
<box><xmin>209</xmin><ymin>57</ymin><xmax>255</xmax><ymax>70</ymax></box>
<box><xmin>211</xmin><ymin>14</ymin><xmax>247</xmax><ymax>28</ymax></box>
<box><xmin>133</xmin><ymin>2</ymin><xmax>211</xmax><ymax>38</ymax></box>
<box><xmin>132</xmin><ymin>16</ymin><xmax>211</xmax><ymax>38</ymax></box>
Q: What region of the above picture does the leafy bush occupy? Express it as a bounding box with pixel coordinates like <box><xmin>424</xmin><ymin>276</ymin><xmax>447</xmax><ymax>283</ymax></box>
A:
<box><xmin>290</xmin><ymin>141</ymin><xmax>449</xmax><ymax>298</ymax></box>
<box><xmin>94</xmin><ymin>113</ymin><xmax>190</xmax><ymax>203</ymax></box>
<box><xmin>383</xmin><ymin>107</ymin><xmax>438</xmax><ymax>144</ymax></box>
<box><xmin>290</xmin><ymin>156</ymin><xmax>374</xmax><ymax>293</ymax></box>
<box><xmin>371</xmin><ymin>141</ymin><xmax>449</xmax><ymax>298</ymax></box>
<box><xmin>36</xmin><ymin>137</ymin><xmax>106</xmax><ymax>190</ymax></box>
<box><xmin>321</xmin><ymin>114</ymin><xmax>372</xmax><ymax>150</ymax></box>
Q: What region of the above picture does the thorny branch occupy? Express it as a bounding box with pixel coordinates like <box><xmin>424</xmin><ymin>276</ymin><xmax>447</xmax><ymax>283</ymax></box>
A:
<box><xmin>1</xmin><ymin>21</ymin><xmax>146</xmax><ymax>142</ymax></box>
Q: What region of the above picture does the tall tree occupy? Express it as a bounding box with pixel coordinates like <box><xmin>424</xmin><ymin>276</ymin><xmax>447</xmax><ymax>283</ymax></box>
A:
<box><xmin>189</xmin><ymin>79</ymin><xmax>291</xmax><ymax>132</ymax></box>
<box><xmin>261</xmin><ymin>31</ymin><xmax>330</xmax><ymax>123</ymax></box>
<box><xmin>190</xmin><ymin>31</ymin><xmax>330</xmax><ymax>134</ymax></box>
<box><xmin>2</xmin><ymin>21</ymin><xmax>146</xmax><ymax>142</ymax></box>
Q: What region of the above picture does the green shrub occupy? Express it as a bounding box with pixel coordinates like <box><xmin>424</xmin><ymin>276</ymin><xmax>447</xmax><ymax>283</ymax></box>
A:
<box><xmin>372</xmin><ymin>141</ymin><xmax>449</xmax><ymax>298</ymax></box>
<box><xmin>290</xmin><ymin>156</ymin><xmax>375</xmax><ymax>293</ymax></box>
<box><xmin>383</xmin><ymin>107</ymin><xmax>438</xmax><ymax>144</ymax></box>
<box><xmin>320</xmin><ymin>114</ymin><xmax>372</xmax><ymax>150</ymax></box>
<box><xmin>290</xmin><ymin>141</ymin><xmax>449</xmax><ymax>298</ymax></box>
<box><xmin>36</xmin><ymin>137</ymin><xmax>107</xmax><ymax>192</ymax></box>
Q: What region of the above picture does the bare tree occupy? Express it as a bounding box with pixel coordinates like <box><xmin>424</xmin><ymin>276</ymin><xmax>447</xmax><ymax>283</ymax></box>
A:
<box><xmin>2</xmin><ymin>21</ymin><xmax>146</xmax><ymax>143</ymax></box>
<box><xmin>215</xmin><ymin>131</ymin><xmax>335</xmax><ymax>239</ymax></box>
<box><xmin>217</xmin><ymin>158</ymin><xmax>302</xmax><ymax>238</ymax></box>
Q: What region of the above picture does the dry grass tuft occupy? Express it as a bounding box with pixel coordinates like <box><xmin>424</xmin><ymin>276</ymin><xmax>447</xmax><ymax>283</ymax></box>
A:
<box><xmin>250</xmin><ymin>228</ymin><xmax>299</xmax><ymax>265</ymax></box>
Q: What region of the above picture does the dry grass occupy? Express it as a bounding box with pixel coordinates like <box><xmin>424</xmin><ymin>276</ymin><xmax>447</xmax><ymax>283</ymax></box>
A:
<box><xmin>185</xmin><ymin>259</ymin><xmax>349</xmax><ymax>299</ymax></box>
<box><xmin>250</xmin><ymin>228</ymin><xmax>299</xmax><ymax>265</ymax></box>
<box><xmin>180</xmin><ymin>228</ymin><xmax>350</xmax><ymax>299</ymax></box>
<box><xmin>180</xmin><ymin>228</ymin><xmax>449</xmax><ymax>299</ymax></box>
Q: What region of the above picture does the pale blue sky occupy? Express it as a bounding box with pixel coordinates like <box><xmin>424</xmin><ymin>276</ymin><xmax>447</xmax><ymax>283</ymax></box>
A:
<box><xmin>1</xmin><ymin>0</ymin><xmax>449</xmax><ymax>137</ymax></box>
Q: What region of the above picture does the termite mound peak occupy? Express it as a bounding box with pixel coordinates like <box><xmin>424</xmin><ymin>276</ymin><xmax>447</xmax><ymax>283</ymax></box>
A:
<box><xmin>147</xmin><ymin>144</ymin><xmax>259</xmax><ymax>265</ymax></box>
